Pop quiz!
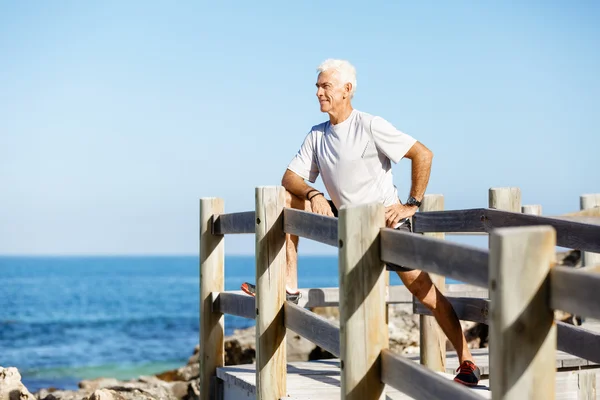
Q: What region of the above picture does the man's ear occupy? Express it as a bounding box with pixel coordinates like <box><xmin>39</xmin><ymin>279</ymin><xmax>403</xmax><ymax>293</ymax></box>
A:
<box><xmin>344</xmin><ymin>83</ymin><xmax>353</xmax><ymax>98</ymax></box>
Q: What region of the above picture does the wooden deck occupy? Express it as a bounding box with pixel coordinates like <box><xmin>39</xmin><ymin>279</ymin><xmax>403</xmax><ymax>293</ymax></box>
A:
<box><xmin>217</xmin><ymin>348</ymin><xmax>599</xmax><ymax>399</ymax></box>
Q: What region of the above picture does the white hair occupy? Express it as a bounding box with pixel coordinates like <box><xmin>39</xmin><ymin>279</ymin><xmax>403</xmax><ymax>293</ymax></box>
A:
<box><xmin>317</xmin><ymin>59</ymin><xmax>357</xmax><ymax>98</ymax></box>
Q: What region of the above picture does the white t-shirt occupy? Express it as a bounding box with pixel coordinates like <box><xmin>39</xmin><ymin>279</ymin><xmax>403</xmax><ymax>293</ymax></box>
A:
<box><xmin>287</xmin><ymin>109</ymin><xmax>417</xmax><ymax>210</ymax></box>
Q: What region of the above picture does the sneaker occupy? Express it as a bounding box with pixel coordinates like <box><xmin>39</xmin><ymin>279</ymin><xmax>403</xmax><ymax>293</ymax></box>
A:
<box><xmin>453</xmin><ymin>360</ymin><xmax>481</xmax><ymax>386</ymax></box>
<box><xmin>240</xmin><ymin>282</ymin><xmax>302</xmax><ymax>305</ymax></box>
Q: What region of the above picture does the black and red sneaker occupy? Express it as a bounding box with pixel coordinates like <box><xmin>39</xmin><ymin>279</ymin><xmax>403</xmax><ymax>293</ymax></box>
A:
<box><xmin>240</xmin><ymin>282</ymin><xmax>301</xmax><ymax>305</ymax></box>
<box><xmin>454</xmin><ymin>360</ymin><xmax>481</xmax><ymax>386</ymax></box>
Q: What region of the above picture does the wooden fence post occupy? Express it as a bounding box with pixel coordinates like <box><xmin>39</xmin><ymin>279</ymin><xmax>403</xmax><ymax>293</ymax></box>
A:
<box><xmin>521</xmin><ymin>205</ymin><xmax>542</xmax><ymax>215</ymax></box>
<box><xmin>581</xmin><ymin>194</ymin><xmax>600</xmax><ymax>268</ymax></box>
<box><xmin>255</xmin><ymin>186</ymin><xmax>287</xmax><ymax>400</ymax></box>
<box><xmin>489</xmin><ymin>187</ymin><xmax>522</xmax><ymax>212</ymax></box>
<box><xmin>338</xmin><ymin>203</ymin><xmax>387</xmax><ymax>400</ymax></box>
<box><xmin>418</xmin><ymin>194</ymin><xmax>446</xmax><ymax>372</ymax></box>
<box><xmin>489</xmin><ymin>225</ymin><xmax>556</xmax><ymax>399</ymax></box>
<box><xmin>199</xmin><ymin>198</ymin><xmax>225</xmax><ymax>400</ymax></box>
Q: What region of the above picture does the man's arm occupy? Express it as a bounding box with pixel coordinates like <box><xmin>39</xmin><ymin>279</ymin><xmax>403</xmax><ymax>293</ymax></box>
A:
<box><xmin>384</xmin><ymin>141</ymin><xmax>433</xmax><ymax>227</ymax></box>
<box><xmin>404</xmin><ymin>141</ymin><xmax>433</xmax><ymax>202</ymax></box>
<box><xmin>282</xmin><ymin>169</ymin><xmax>334</xmax><ymax>216</ymax></box>
<box><xmin>282</xmin><ymin>169</ymin><xmax>318</xmax><ymax>200</ymax></box>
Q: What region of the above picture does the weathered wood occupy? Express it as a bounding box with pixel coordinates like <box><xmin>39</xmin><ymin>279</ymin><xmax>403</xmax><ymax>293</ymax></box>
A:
<box><xmin>380</xmin><ymin>349</ymin><xmax>483</xmax><ymax>400</ymax></box>
<box><xmin>213</xmin><ymin>292</ymin><xmax>255</xmax><ymax>320</ymax></box>
<box><xmin>578</xmin><ymin>371</ymin><xmax>597</xmax><ymax>399</ymax></box>
<box><xmin>415</xmin><ymin>297</ymin><xmax>489</xmax><ymax>325</ymax></box>
<box><xmin>489</xmin><ymin>187</ymin><xmax>522</xmax><ymax>212</ymax></box>
<box><xmin>412</xmin><ymin>208</ymin><xmax>487</xmax><ymax>233</ymax></box>
<box><xmin>550</xmin><ymin>266</ymin><xmax>600</xmax><ymax>320</ymax></box>
<box><xmin>522</xmin><ymin>204</ymin><xmax>542</xmax><ymax>215</ymax></box>
<box><xmin>284</xmin><ymin>302</ymin><xmax>340</xmax><ymax>357</ymax></box>
<box><xmin>581</xmin><ymin>194</ymin><xmax>600</xmax><ymax>269</ymax></box>
<box><xmin>212</xmin><ymin>211</ymin><xmax>255</xmax><ymax>234</ymax></box>
<box><xmin>381</xmin><ymin>228</ymin><xmax>489</xmax><ymax>288</ymax></box>
<box><xmin>283</xmin><ymin>208</ymin><xmax>338</xmax><ymax>247</ymax></box>
<box><xmin>489</xmin><ymin>226</ymin><xmax>556</xmax><ymax>399</ymax></box>
<box><xmin>338</xmin><ymin>203</ymin><xmax>387</xmax><ymax>400</ymax></box>
<box><xmin>417</xmin><ymin>194</ymin><xmax>446</xmax><ymax>372</ymax></box>
<box><xmin>199</xmin><ymin>198</ymin><xmax>225</xmax><ymax>400</ymax></box>
<box><xmin>484</xmin><ymin>209</ymin><xmax>600</xmax><ymax>253</ymax></box>
<box><xmin>557</xmin><ymin>321</ymin><xmax>600</xmax><ymax>364</ymax></box>
<box><xmin>560</xmin><ymin>206</ymin><xmax>600</xmax><ymax>217</ymax></box>
<box><xmin>416</xmin><ymin>296</ymin><xmax>600</xmax><ymax>364</ymax></box>
<box><xmin>255</xmin><ymin>186</ymin><xmax>287</xmax><ymax>400</ymax></box>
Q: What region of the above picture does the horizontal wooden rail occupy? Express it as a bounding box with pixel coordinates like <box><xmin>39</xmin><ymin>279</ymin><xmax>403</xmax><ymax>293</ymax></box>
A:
<box><xmin>381</xmin><ymin>350</ymin><xmax>483</xmax><ymax>400</ymax></box>
<box><xmin>213</xmin><ymin>211</ymin><xmax>255</xmax><ymax>234</ymax></box>
<box><xmin>484</xmin><ymin>209</ymin><xmax>600</xmax><ymax>253</ymax></box>
<box><xmin>414</xmin><ymin>208</ymin><xmax>600</xmax><ymax>252</ymax></box>
<box><xmin>414</xmin><ymin>296</ymin><xmax>489</xmax><ymax>324</ymax></box>
<box><xmin>213</xmin><ymin>292</ymin><xmax>255</xmax><ymax>319</ymax></box>
<box><xmin>380</xmin><ymin>228</ymin><xmax>489</xmax><ymax>288</ymax></box>
<box><xmin>550</xmin><ymin>266</ymin><xmax>600</xmax><ymax>320</ymax></box>
<box><xmin>556</xmin><ymin>321</ymin><xmax>600</xmax><ymax>364</ymax></box>
<box><xmin>412</xmin><ymin>209</ymin><xmax>488</xmax><ymax>233</ymax></box>
<box><xmin>283</xmin><ymin>208</ymin><xmax>338</xmax><ymax>247</ymax></box>
<box><xmin>415</xmin><ymin>295</ymin><xmax>600</xmax><ymax>364</ymax></box>
<box><xmin>284</xmin><ymin>302</ymin><xmax>340</xmax><ymax>357</ymax></box>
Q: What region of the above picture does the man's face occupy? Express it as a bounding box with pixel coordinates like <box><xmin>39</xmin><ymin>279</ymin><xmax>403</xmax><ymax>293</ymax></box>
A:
<box><xmin>316</xmin><ymin>70</ymin><xmax>349</xmax><ymax>113</ymax></box>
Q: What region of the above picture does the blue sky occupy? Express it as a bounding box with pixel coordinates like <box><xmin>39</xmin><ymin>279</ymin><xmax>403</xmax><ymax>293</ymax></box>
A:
<box><xmin>0</xmin><ymin>1</ymin><xmax>598</xmax><ymax>255</ymax></box>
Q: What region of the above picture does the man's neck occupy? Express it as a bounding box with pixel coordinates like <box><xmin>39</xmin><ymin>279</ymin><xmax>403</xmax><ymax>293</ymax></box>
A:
<box><xmin>328</xmin><ymin>105</ymin><xmax>354</xmax><ymax>125</ymax></box>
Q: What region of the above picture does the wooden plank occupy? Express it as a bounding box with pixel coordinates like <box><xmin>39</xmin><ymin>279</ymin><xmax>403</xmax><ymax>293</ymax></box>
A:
<box><xmin>284</xmin><ymin>302</ymin><xmax>340</xmax><ymax>357</ymax></box>
<box><xmin>283</xmin><ymin>208</ymin><xmax>338</xmax><ymax>247</ymax></box>
<box><xmin>213</xmin><ymin>292</ymin><xmax>255</xmax><ymax>320</ymax></box>
<box><xmin>557</xmin><ymin>321</ymin><xmax>600</xmax><ymax>365</ymax></box>
<box><xmin>550</xmin><ymin>266</ymin><xmax>600</xmax><ymax>320</ymax></box>
<box><xmin>338</xmin><ymin>203</ymin><xmax>387</xmax><ymax>400</ymax></box>
<box><xmin>578</xmin><ymin>371</ymin><xmax>597</xmax><ymax>399</ymax></box>
<box><xmin>255</xmin><ymin>186</ymin><xmax>287</xmax><ymax>400</ymax></box>
<box><xmin>522</xmin><ymin>204</ymin><xmax>542</xmax><ymax>215</ymax></box>
<box><xmin>418</xmin><ymin>194</ymin><xmax>446</xmax><ymax>372</ymax></box>
<box><xmin>581</xmin><ymin>194</ymin><xmax>600</xmax><ymax>269</ymax></box>
<box><xmin>381</xmin><ymin>228</ymin><xmax>489</xmax><ymax>288</ymax></box>
<box><xmin>416</xmin><ymin>296</ymin><xmax>600</xmax><ymax>365</ymax></box>
<box><xmin>489</xmin><ymin>226</ymin><xmax>556</xmax><ymax>400</ymax></box>
<box><xmin>412</xmin><ymin>208</ymin><xmax>488</xmax><ymax>233</ymax></box>
<box><xmin>380</xmin><ymin>349</ymin><xmax>483</xmax><ymax>400</ymax></box>
<box><xmin>199</xmin><ymin>198</ymin><xmax>225</xmax><ymax>400</ymax></box>
<box><xmin>559</xmin><ymin>206</ymin><xmax>600</xmax><ymax>217</ymax></box>
<box><xmin>489</xmin><ymin>187</ymin><xmax>522</xmax><ymax>212</ymax></box>
<box><xmin>415</xmin><ymin>297</ymin><xmax>489</xmax><ymax>325</ymax></box>
<box><xmin>213</xmin><ymin>211</ymin><xmax>255</xmax><ymax>234</ymax></box>
<box><xmin>484</xmin><ymin>209</ymin><xmax>600</xmax><ymax>253</ymax></box>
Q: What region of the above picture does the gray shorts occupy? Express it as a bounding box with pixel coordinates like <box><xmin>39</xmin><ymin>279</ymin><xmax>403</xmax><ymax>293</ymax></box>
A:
<box><xmin>327</xmin><ymin>199</ymin><xmax>415</xmax><ymax>272</ymax></box>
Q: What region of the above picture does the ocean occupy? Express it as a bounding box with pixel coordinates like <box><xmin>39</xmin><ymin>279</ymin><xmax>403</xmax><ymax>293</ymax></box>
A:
<box><xmin>1</xmin><ymin>255</ymin><xmax>415</xmax><ymax>392</ymax></box>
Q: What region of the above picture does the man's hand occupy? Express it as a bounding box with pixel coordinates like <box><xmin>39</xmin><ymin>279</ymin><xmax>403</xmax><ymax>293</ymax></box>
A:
<box><xmin>385</xmin><ymin>203</ymin><xmax>418</xmax><ymax>228</ymax></box>
<box><xmin>310</xmin><ymin>194</ymin><xmax>335</xmax><ymax>217</ymax></box>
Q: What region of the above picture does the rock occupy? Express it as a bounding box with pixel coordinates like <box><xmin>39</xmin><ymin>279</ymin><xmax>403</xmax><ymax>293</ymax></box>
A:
<box><xmin>78</xmin><ymin>379</ymin><xmax>121</xmax><ymax>392</ymax></box>
<box><xmin>38</xmin><ymin>390</ymin><xmax>83</xmax><ymax>400</ymax></box>
<box><xmin>0</xmin><ymin>366</ymin><xmax>35</xmax><ymax>400</ymax></box>
<box><xmin>87</xmin><ymin>390</ymin><xmax>115</xmax><ymax>400</ymax></box>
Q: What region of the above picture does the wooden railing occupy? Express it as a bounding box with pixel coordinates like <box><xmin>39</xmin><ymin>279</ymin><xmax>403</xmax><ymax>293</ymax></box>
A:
<box><xmin>199</xmin><ymin>187</ymin><xmax>600</xmax><ymax>400</ymax></box>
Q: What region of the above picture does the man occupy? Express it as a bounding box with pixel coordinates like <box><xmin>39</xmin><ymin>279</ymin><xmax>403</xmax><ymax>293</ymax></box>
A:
<box><xmin>241</xmin><ymin>59</ymin><xmax>480</xmax><ymax>386</ymax></box>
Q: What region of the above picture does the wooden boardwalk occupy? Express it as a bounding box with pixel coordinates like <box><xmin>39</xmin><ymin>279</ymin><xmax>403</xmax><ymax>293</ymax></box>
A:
<box><xmin>217</xmin><ymin>348</ymin><xmax>599</xmax><ymax>399</ymax></box>
<box><xmin>217</xmin><ymin>320</ymin><xmax>600</xmax><ymax>399</ymax></box>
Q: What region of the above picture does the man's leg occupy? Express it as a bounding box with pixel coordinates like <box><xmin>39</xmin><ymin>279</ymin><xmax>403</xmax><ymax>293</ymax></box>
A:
<box><xmin>397</xmin><ymin>269</ymin><xmax>472</xmax><ymax>364</ymax></box>
<box><xmin>284</xmin><ymin>190</ymin><xmax>312</xmax><ymax>293</ymax></box>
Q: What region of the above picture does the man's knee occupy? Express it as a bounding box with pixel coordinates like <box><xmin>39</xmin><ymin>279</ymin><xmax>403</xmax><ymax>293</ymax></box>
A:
<box><xmin>400</xmin><ymin>271</ymin><xmax>437</xmax><ymax>309</ymax></box>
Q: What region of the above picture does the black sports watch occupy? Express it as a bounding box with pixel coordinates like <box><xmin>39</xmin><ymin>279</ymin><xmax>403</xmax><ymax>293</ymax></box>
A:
<box><xmin>406</xmin><ymin>196</ymin><xmax>422</xmax><ymax>208</ymax></box>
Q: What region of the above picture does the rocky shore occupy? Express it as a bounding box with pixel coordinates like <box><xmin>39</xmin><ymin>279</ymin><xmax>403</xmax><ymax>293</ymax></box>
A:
<box><xmin>1</xmin><ymin>305</ymin><xmax>483</xmax><ymax>400</ymax></box>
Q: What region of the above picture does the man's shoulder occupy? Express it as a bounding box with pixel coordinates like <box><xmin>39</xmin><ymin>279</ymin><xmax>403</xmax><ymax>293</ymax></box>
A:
<box><xmin>309</xmin><ymin>120</ymin><xmax>329</xmax><ymax>134</ymax></box>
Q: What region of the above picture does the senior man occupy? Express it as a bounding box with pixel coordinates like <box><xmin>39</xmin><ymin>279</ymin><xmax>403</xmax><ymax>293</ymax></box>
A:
<box><xmin>242</xmin><ymin>59</ymin><xmax>480</xmax><ymax>386</ymax></box>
